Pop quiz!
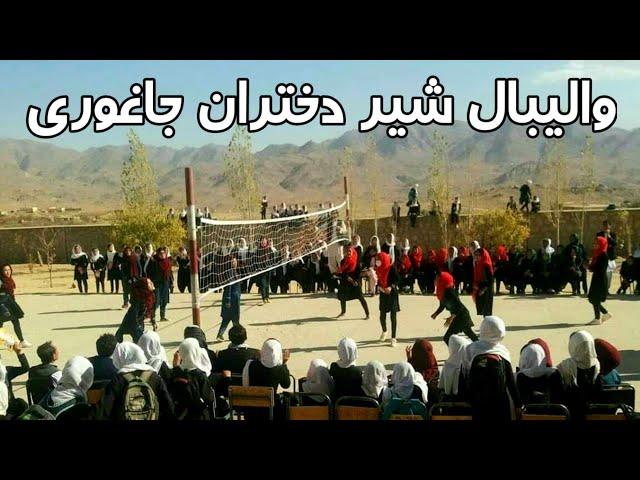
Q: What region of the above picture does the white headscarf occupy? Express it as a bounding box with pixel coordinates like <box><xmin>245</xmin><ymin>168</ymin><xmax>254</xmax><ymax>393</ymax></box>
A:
<box><xmin>382</xmin><ymin>362</ymin><xmax>428</xmax><ymax>405</ymax></box>
<box><xmin>90</xmin><ymin>250</ymin><xmax>102</xmax><ymax>263</ymax></box>
<box><xmin>49</xmin><ymin>356</ymin><xmax>94</xmax><ymax>407</ymax></box>
<box><xmin>242</xmin><ymin>339</ymin><xmax>284</xmax><ymax>386</ymax></box>
<box><xmin>178</xmin><ymin>338</ymin><xmax>212</xmax><ymax>376</ymax></box>
<box><xmin>402</xmin><ymin>238</ymin><xmax>410</xmax><ymax>253</ymax></box>
<box><xmin>0</xmin><ymin>362</ymin><xmax>8</xmax><ymax>416</ymax></box>
<box><xmin>370</xmin><ymin>236</ymin><xmax>381</xmax><ymax>253</ymax></box>
<box><xmin>542</xmin><ymin>239</ymin><xmax>555</xmax><ymax>256</ymax></box>
<box><xmin>464</xmin><ymin>316</ymin><xmax>511</xmax><ymax>372</ymax></box>
<box><xmin>70</xmin><ymin>247</ymin><xmax>86</xmax><ymax>260</ymax></box>
<box><xmin>439</xmin><ymin>334</ymin><xmax>472</xmax><ymax>396</ymax></box>
<box><xmin>111</xmin><ymin>342</ymin><xmax>156</xmax><ymax>373</ymax></box>
<box><xmin>301</xmin><ymin>359</ymin><xmax>334</xmax><ymax>396</ymax></box>
<box><xmin>470</xmin><ymin>241</ymin><xmax>481</xmax><ymax>253</ymax></box>
<box><xmin>448</xmin><ymin>246</ymin><xmax>458</xmax><ymax>270</ymax></box>
<box><xmin>361</xmin><ymin>360</ymin><xmax>388</xmax><ymax>399</ymax></box>
<box><xmin>336</xmin><ymin>337</ymin><xmax>357</xmax><ymax>368</ymax></box>
<box><xmin>517</xmin><ymin>343</ymin><xmax>554</xmax><ymax>379</ymax></box>
<box><xmin>556</xmin><ymin>331</ymin><xmax>600</xmax><ymax>388</ymax></box>
<box><xmin>137</xmin><ymin>331</ymin><xmax>168</xmax><ymax>373</ymax></box>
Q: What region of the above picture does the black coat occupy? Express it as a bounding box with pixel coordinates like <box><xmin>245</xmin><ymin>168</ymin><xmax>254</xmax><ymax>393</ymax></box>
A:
<box><xmin>588</xmin><ymin>253</ymin><xmax>608</xmax><ymax>304</ymax></box>
<box><xmin>474</xmin><ymin>265</ymin><xmax>494</xmax><ymax>316</ymax></box>
<box><xmin>379</xmin><ymin>266</ymin><xmax>400</xmax><ymax>313</ymax></box>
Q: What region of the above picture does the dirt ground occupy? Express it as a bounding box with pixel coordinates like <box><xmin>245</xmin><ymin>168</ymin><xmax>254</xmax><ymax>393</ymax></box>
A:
<box><xmin>3</xmin><ymin>264</ymin><xmax>639</xmax><ymax>410</ymax></box>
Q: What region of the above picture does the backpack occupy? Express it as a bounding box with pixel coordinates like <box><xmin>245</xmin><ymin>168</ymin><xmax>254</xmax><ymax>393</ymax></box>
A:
<box><xmin>18</xmin><ymin>393</ymin><xmax>78</xmax><ymax>421</ymax></box>
<box><xmin>122</xmin><ymin>371</ymin><xmax>160</xmax><ymax>420</ymax></box>
<box><xmin>469</xmin><ymin>353</ymin><xmax>507</xmax><ymax>406</ymax></box>
<box><xmin>383</xmin><ymin>398</ymin><xmax>428</xmax><ymax>420</ymax></box>
<box><xmin>170</xmin><ymin>371</ymin><xmax>210</xmax><ymax>420</ymax></box>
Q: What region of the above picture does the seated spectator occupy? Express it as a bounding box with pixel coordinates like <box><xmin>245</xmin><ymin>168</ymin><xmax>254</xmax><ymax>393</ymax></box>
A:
<box><xmin>406</xmin><ymin>338</ymin><xmax>441</xmax><ymax>404</ymax></box>
<box><xmin>89</xmin><ymin>333</ymin><xmax>118</xmax><ymax>383</ymax></box>
<box><xmin>329</xmin><ymin>337</ymin><xmax>364</xmax><ymax>400</ymax></box>
<box><xmin>214</xmin><ymin>325</ymin><xmax>260</xmax><ymax>374</ymax></box>
<box><xmin>463</xmin><ymin>316</ymin><xmax>521</xmax><ymax>422</ymax></box>
<box><xmin>169</xmin><ymin>338</ymin><xmax>215</xmax><ymax>420</ymax></box>
<box><xmin>138</xmin><ymin>331</ymin><xmax>171</xmax><ymax>385</ymax></box>
<box><xmin>96</xmin><ymin>342</ymin><xmax>174</xmax><ymax>420</ymax></box>
<box><xmin>361</xmin><ymin>360</ymin><xmax>388</xmax><ymax>403</ymax></box>
<box><xmin>594</xmin><ymin>338</ymin><xmax>622</xmax><ymax>386</ymax></box>
<box><xmin>184</xmin><ymin>325</ymin><xmax>217</xmax><ymax>367</ymax></box>
<box><xmin>516</xmin><ymin>340</ymin><xmax>563</xmax><ymax>404</ymax></box>
<box><xmin>301</xmin><ymin>359</ymin><xmax>334</xmax><ymax>405</ymax></box>
<box><xmin>241</xmin><ymin>338</ymin><xmax>291</xmax><ymax>420</ymax></box>
<box><xmin>617</xmin><ymin>256</ymin><xmax>634</xmax><ymax>295</ymax></box>
<box><xmin>438</xmin><ymin>334</ymin><xmax>472</xmax><ymax>402</ymax></box>
<box><xmin>381</xmin><ymin>362</ymin><xmax>429</xmax><ymax>419</ymax></box>
<box><xmin>38</xmin><ymin>356</ymin><xmax>94</xmax><ymax>420</ymax></box>
<box><xmin>556</xmin><ymin>330</ymin><xmax>603</xmax><ymax>420</ymax></box>
<box><xmin>28</xmin><ymin>341</ymin><xmax>62</xmax><ymax>404</ymax></box>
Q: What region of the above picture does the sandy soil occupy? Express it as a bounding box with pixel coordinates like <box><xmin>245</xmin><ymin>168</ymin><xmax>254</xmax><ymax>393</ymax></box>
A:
<box><xmin>3</xmin><ymin>264</ymin><xmax>639</xmax><ymax>409</ymax></box>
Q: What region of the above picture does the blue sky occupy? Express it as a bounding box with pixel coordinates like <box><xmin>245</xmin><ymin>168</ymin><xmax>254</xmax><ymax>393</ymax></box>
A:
<box><xmin>2</xmin><ymin>60</ymin><xmax>639</xmax><ymax>151</ymax></box>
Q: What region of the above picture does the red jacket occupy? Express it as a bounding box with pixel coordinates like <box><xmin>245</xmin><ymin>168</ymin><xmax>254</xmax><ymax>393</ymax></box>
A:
<box><xmin>131</xmin><ymin>279</ymin><xmax>155</xmax><ymax>318</ymax></box>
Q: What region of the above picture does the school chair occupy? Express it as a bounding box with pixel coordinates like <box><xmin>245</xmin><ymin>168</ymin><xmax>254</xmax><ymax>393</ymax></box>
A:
<box><xmin>520</xmin><ymin>403</ymin><xmax>570</xmax><ymax>421</ymax></box>
<box><xmin>228</xmin><ymin>386</ymin><xmax>275</xmax><ymax>421</ymax></box>
<box><xmin>86</xmin><ymin>379</ymin><xmax>111</xmax><ymax>406</ymax></box>
<box><xmin>429</xmin><ymin>402</ymin><xmax>473</xmax><ymax>421</ymax></box>
<box><xmin>334</xmin><ymin>396</ymin><xmax>380</xmax><ymax>420</ymax></box>
<box><xmin>585</xmin><ymin>403</ymin><xmax>635</xmax><ymax>421</ymax></box>
<box><xmin>593</xmin><ymin>384</ymin><xmax>635</xmax><ymax>410</ymax></box>
<box><xmin>286</xmin><ymin>392</ymin><xmax>332</xmax><ymax>420</ymax></box>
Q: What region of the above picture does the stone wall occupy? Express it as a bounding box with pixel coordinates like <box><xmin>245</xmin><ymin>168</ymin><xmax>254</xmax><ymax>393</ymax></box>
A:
<box><xmin>0</xmin><ymin>225</ymin><xmax>114</xmax><ymax>265</ymax></box>
<box><xmin>1</xmin><ymin>209</ymin><xmax>639</xmax><ymax>264</ymax></box>
<box><xmin>352</xmin><ymin>209</ymin><xmax>640</xmax><ymax>254</ymax></box>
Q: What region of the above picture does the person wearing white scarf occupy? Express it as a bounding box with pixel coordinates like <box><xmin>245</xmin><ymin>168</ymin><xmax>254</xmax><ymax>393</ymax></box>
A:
<box><xmin>0</xmin><ymin>362</ymin><xmax>8</xmax><ymax>417</ymax></box>
<box><xmin>470</xmin><ymin>240</ymin><xmax>480</xmax><ymax>254</ymax></box>
<box><xmin>242</xmin><ymin>338</ymin><xmax>285</xmax><ymax>386</ymax></box>
<box><xmin>49</xmin><ymin>356</ymin><xmax>94</xmax><ymax>407</ymax></box>
<box><xmin>361</xmin><ymin>360</ymin><xmax>387</xmax><ymax>400</ymax></box>
<box><xmin>401</xmin><ymin>238</ymin><xmax>410</xmax><ymax>254</ymax></box>
<box><xmin>439</xmin><ymin>334</ymin><xmax>472</xmax><ymax>397</ymax></box>
<box><xmin>111</xmin><ymin>342</ymin><xmax>156</xmax><ymax>373</ymax></box>
<box><xmin>370</xmin><ymin>236</ymin><xmax>381</xmax><ymax>254</ymax></box>
<box><xmin>177</xmin><ymin>338</ymin><xmax>212</xmax><ymax>376</ymax></box>
<box><xmin>447</xmin><ymin>246</ymin><xmax>458</xmax><ymax>272</ymax></box>
<box><xmin>463</xmin><ymin>315</ymin><xmax>511</xmax><ymax>373</ymax></box>
<box><xmin>542</xmin><ymin>238</ymin><xmax>555</xmax><ymax>256</ymax></box>
<box><xmin>517</xmin><ymin>343</ymin><xmax>552</xmax><ymax>379</ymax></box>
<box><xmin>336</xmin><ymin>337</ymin><xmax>357</xmax><ymax>368</ymax></box>
<box><xmin>383</xmin><ymin>233</ymin><xmax>397</xmax><ymax>264</ymax></box>
<box><xmin>70</xmin><ymin>245</ymin><xmax>86</xmax><ymax>260</ymax></box>
<box><xmin>381</xmin><ymin>362</ymin><xmax>428</xmax><ymax>407</ymax></box>
<box><xmin>138</xmin><ymin>331</ymin><xmax>168</xmax><ymax>373</ymax></box>
<box><xmin>301</xmin><ymin>359</ymin><xmax>334</xmax><ymax>397</ymax></box>
<box><xmin>556</xmin><ymin>330</ymin><xmax>600</xmax><ymax>388</ymax></box>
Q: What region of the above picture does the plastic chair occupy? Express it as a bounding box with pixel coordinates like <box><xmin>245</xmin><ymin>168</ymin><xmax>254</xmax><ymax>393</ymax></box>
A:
<box><xmin>334</xmin><ymin>396</ymin><xmax>380</xmax><ymax>420</ymax></box>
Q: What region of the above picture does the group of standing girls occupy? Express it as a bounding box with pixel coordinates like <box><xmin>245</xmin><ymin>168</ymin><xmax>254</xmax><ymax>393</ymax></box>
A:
<box><xmin>0</xmin><ymin>264</ymin><xmax>31</xmax><ymax>348</ymax></box>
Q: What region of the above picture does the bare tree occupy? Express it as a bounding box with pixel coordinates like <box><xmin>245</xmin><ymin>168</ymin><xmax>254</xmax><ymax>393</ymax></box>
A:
<box><xmin>35</xmin><ymin>228</ymin><xmax>58</xmax><ymax>288</ymax></box>
<box><xmin>578</xmin><ymin>135</ymin><xmax>596</xmax><ymax>241</ymax></box>
<box><xmin>339</xmin><ymin>146</ymin><xmax>357</xmax><ymax>232</ymax></box>
<box><xmin>538</xmin><ymin>139</ymin><xmax>567</xmax><ymax>246</ymax></box>
<box><xmin>364</xmin><ymin>135</ymin><xmax>383</xmax><ymax>236</ymax></box>
<box><xmin>223</xmin><ymin>125</ymin><xmax>260</xmax><ymax>219</ymax></box>
<box><xmin>426</xmin><ymin>131</ymin><xmax>451</xmax><ymax>246</ymax></box>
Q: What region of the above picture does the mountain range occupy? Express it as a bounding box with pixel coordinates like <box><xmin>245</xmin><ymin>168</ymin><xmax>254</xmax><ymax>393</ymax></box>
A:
<box><xmin>1</xmin><ymin>121</ymin><xmax>639</xmax><ymax>217</ymax></box>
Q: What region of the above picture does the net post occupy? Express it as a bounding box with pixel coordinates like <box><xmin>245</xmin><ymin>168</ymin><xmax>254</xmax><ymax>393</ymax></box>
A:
<box><xmin>185</xmin><ymin>167</ymin><xmax>201</xmax><ymax>326</ymax></box>
<box><xmin>343</xmin><ymin>175</ymin><xmax>352</xmax><ymax>240</ymax></box>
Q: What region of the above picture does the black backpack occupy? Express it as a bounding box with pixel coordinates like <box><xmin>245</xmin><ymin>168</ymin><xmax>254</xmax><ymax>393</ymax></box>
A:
<box><xmin>469</xmin><ymin>353</ymin><xmax>507</xmax><ymax>406</ymax></box>
<box><xmin>170</xmin><ymin>371</ymin><xmax>210</xmax><ymax>420</ymax></box>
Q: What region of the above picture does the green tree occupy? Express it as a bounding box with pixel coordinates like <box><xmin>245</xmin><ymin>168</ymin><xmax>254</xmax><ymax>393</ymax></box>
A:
<box><xmin>114</xmin><ymin>130</ymin><xmax>185</xmax><ymax>250</ymax></box>
<box><xmin>223</xmin><ymin>126</ymin><xmax>259</xmax><ymax>219</ymax></box>
<box><xmin>471</xmin><ymin>209</ymin><xmax>530</xmax><ymax>250</ymax></box>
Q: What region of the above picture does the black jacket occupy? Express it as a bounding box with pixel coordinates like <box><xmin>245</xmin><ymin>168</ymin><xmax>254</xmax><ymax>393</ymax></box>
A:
<box><xmin>88</xmin><ymin>355</ymin><xmax>118</xmax><ymax>382</ymax></box>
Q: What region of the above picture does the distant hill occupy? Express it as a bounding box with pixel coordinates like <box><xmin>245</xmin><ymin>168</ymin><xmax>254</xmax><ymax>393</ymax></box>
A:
<box><xmin>1</xmin><ymin>120</ymin><xmax>639</xmax><ymax>217</ymax></box>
